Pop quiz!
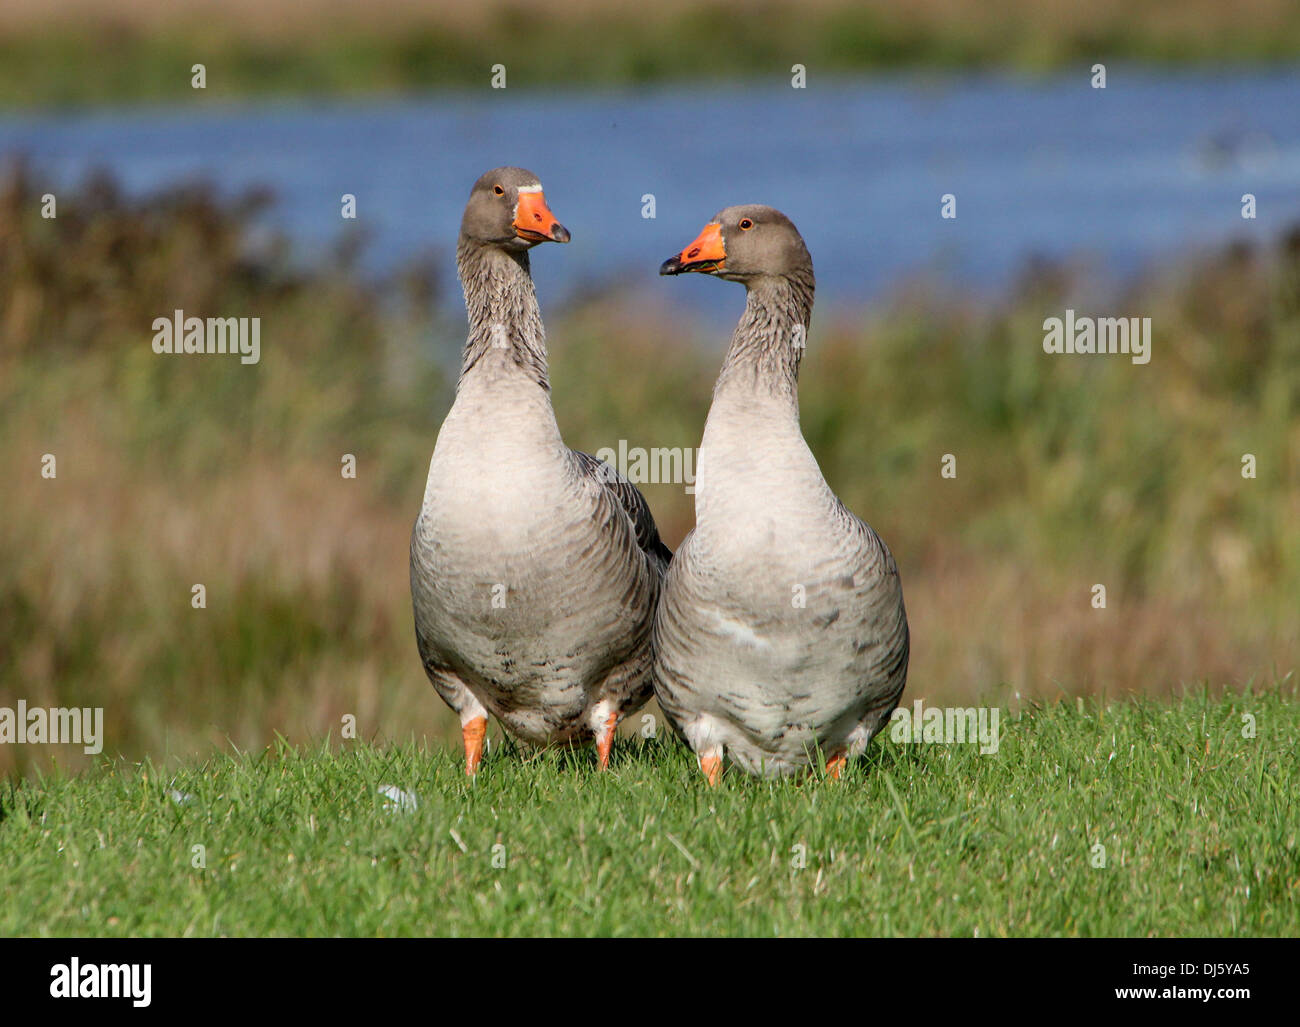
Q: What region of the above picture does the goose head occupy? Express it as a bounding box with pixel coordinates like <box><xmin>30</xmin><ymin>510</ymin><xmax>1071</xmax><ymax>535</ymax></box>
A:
<box><xmin>461</xmin><ymin>167</ymin><xmax>571</xmax><ymax>251</ymax></box>
<box><xmin>660</xmin><ymin>205</ymin><xmax>811</xmax><ymax>284</ymax></box>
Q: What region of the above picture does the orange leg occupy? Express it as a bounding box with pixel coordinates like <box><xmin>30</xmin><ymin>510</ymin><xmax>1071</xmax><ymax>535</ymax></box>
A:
<box><xmin>462</xmin><ymin>716</ymin><xmax>487</xmax><ymax>776</ymax></box>
<box><xmin>825</xmin><ymin>752</ymin><xmax>847</xmax><ymax>780</ymax></box>
<box><xmin>700</xmin><ymin>751</ymin><xmax>723</xmax><ymax>787</ymax></box>
<box><xmin>596</xmin><ymin>711</ymin><xmax>619</xmax><ymax>770</ymax></box>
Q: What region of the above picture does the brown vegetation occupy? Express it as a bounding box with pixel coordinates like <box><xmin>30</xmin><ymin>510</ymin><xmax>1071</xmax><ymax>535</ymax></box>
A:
<box><xmin>1</xmin><ymin>164</ymin><xmax>1296</xmax><ymax>776</ymax></box>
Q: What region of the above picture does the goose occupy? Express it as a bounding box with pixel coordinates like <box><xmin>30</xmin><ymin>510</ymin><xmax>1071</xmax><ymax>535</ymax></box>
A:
<box><xmin>410</xmin><ymin>167</ymin><xmax>670</xmax><ymax>775</ymax></box>
<box><xmin>654</xmin><ymin>205</ymin><xmax>908</xmax><ymax>784</ymax></box>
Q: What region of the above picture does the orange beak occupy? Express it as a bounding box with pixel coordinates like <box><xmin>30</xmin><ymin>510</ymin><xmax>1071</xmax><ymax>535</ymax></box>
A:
<box><xmin>660</xmin><ymin>222</ymin><xmax>726</xmax><ymax>275</ymax></box>
<box><xmin>513</xmin><ymin>190</ymin><xmax>570</xmax><ymax>243</ymax></box>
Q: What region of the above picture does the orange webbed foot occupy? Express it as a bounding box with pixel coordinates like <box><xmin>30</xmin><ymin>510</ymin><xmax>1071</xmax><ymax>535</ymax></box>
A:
<box><xmin>595</xmin><ymin>711</ymin><xmax>619</xmax><ymax>770</ymax></box>
<box><xmin>462</xmin><ymin>716</ymin><xmax>488</xmax><ymax>776</ymax></box>
<box><xmin>700</xmin><ymin>751</ymin><xmax>723</xmax><ymax>787</ymax></box>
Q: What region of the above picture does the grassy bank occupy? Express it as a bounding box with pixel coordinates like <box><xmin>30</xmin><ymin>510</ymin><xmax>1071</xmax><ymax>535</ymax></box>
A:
<box><xmin>3</xmin><ymin>0</ymin><xmax>1300</xmax><ymax>108</ymax></box>
<box><xmin>1</xmin><ymin>689</ymin><xmax>1296</xmax><ymax>936</ymax></box>
<box><xmin>1</xmin><ymin>167</ymin><xmax>1298</xmax><ymax>779</ymax></box>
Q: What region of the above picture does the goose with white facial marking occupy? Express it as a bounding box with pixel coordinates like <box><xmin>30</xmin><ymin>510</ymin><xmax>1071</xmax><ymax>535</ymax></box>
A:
<box><xmin>654</xmin><ymin>205</ymin><xmax>909</xmax><ymax>784</ymax></box>
<box><xmin>410</xmin><ymin>167</ymin><xmax>670</xmax><ymax>775</ymax></box>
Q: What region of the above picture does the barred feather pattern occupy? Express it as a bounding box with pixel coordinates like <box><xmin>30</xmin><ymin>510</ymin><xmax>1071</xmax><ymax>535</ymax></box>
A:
<box><xmin>653</xmin><ymin>273</ymin><xmax>910</xmax><ymax>777</ymax></box>
<box><xmin>411</xmin><ymin>235</ymin><xmax>668</xmax><ymax>746</ymax></box>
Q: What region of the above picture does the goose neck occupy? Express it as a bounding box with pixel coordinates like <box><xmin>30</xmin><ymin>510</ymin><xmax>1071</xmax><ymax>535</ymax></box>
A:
<box><xmin>456</xmin><ymin>237</ymin><xmax>549</xmax><ymax>391</ymax></box>
<box><xmin>714</xmin><ymin>273</ymin><xmax>814</xmax><ymax>408</ymax></box>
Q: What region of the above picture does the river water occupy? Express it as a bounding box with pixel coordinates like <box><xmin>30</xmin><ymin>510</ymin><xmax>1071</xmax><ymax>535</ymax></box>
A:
<box><xmin>3</xmin><ymin>68</ymin><xmax>1298</xmax><ymax>314</ymax></box>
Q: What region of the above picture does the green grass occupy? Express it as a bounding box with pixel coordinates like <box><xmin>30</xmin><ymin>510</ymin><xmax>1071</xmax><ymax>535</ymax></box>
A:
<box><xmin>3</xmin><ymin>687</ymin><xmax>1296</xmax><ymax>936</ymax></box>
<box><xmin>7</xmin><ymin>1</ymin><xmax>1300</xmax><ymax>109</ymax></box>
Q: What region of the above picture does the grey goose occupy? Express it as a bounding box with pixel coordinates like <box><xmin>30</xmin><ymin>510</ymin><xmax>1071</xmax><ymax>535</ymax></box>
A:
<box><xmin>410</xmin><ymin>167</ymin><xmax>670</xmax><ymax>775</ymax></box>
<box><xmin>654</xmin><ymin>205</ymin><xmax>909</xmax><ymax>783</ymax></box>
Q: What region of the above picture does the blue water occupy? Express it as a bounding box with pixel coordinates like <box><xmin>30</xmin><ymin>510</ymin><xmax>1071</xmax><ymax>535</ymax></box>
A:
<box><xmin>3</xmin><ymin>68</ymin><xmax>1299</xmax><ymax>316</ymax></box>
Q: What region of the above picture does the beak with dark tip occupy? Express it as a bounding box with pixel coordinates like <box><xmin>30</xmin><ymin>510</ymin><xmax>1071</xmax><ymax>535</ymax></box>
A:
<box><xmin>513</xmin><ymin>190</ymin><xmax>569</xmax><ymax>243</ymax></box>
<box><xmin>660</xmin><ymin>221</ymin><xmax>725</xmax><ymax>275</ymax></box>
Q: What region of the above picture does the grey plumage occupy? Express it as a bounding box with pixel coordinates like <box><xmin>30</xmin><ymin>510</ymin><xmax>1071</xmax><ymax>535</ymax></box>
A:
<box><xmin>410</xmin><ymin>168</ymin><xmax>668</xmax><ymax>771</ymax></box>
<box><xmin>571</xmin><ymin>449</ymin><xmax>672</xmax><ymax>574</ymax></box>
<box><xmin>654</xmin><ymin>204</ymin><xmax>909</xmax><ymax>780</ymax></box>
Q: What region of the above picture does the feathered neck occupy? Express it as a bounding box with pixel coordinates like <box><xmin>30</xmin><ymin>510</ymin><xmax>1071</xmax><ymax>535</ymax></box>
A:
<box><xmin>456</xmin><ymin>237</ymin><xmax>549</xmax><ymax>391</ymax></box>
<box><xmin>714</xmin><ymin>270</ymin><xmax>815</xmax><ymax>408</ymax></box>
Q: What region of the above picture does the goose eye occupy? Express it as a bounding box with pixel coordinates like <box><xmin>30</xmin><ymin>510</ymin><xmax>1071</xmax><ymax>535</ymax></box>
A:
<box><xmin>739</xmin><ymin>218</ymin><xmax>753</xmax><ymax>230</ymax></box>
<box><xmin>493</xmin><ymin>185</ymin><xmax>505</xmax><ymax>195</ymax></box>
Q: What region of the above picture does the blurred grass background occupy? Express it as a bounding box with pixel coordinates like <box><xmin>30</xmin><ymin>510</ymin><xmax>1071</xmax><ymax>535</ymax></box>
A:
<box><xmin>4</xmin><ymin>0</ymin><xmax>1300</xmax><ymax>107</ymax></box>
<box><xmin>2</xmin><ymin>164</ymin><xmax>1296</xmax><ymax>777</ymax></box>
